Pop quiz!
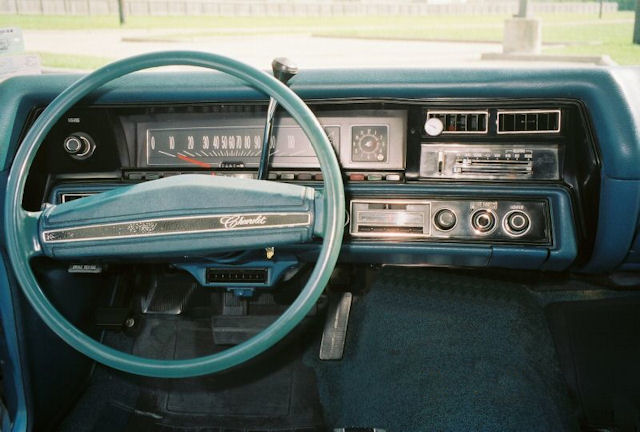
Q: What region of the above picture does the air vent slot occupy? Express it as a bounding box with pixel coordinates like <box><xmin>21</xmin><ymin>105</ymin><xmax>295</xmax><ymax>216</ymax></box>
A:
<box><xmin>426</xmin><ymin>110</ymin><xmax>488</xmax><ymax>134</ymax></box>
<box><xmin>60</xmin><ymin>192</ymin><xmax>97</xmax><ymax>203</ymax></box>
<box><xmin>206</xmin><ymin>268</ymin><xmax>268</xmax><ymax>284</ymax></box>
<box><xmin>497</xmin><ymin>109</ymin><xmax>561</xmax><ymax>134</ymax></box>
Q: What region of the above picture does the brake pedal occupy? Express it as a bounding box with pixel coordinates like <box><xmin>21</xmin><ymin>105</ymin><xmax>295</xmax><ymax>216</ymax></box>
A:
<box><xmin>141</xmin><ymin>276</ymin><xmax>196</xmax><ymax>315</ymax></box>
<box><xmin>319</xmin><ymin>292</ymin><xmax>352</xmax><ymax>360</ymax></box>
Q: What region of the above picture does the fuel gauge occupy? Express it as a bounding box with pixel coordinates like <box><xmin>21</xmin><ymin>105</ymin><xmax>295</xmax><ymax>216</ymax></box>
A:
<box><xmin>351</xmin><ymin>125</ymin><xmax>388</xmax><ymax>162</ymax></box>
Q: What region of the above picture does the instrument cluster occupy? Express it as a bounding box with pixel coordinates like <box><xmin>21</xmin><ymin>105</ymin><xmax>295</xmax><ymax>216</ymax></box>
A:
<box><xmin>136</xmin><ymin>110</ymin><xmax>407</xmax><ymax>171</ymax></box>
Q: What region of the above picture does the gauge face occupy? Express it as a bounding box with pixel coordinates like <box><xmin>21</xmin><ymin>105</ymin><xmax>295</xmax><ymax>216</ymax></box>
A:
<box><xmin>145</xmin><ymin>126</ymin><xmax>339</xmax><ymax>168</ymax></box>
<box><xmin>424</xmin><ymin>117</ymin><xmax>445</xmax><ymax>137</ymax></box>
<box><xmin>351</xmin><ymin>125</ymin><xmax>388</xmax><ymax>162</ymax></box>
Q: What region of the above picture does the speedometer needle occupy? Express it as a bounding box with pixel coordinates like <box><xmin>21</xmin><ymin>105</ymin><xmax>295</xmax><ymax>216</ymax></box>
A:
<box><xmin>177</xmin><ymin>153</ymin><xmax>212</xmax><ymax>169</ymax></box>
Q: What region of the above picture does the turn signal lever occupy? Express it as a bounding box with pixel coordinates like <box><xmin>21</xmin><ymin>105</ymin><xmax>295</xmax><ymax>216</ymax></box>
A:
<box><xmin>257</xmin><ymin>57</ymin><xmax>299</xmax><ymax>180</ymax></box>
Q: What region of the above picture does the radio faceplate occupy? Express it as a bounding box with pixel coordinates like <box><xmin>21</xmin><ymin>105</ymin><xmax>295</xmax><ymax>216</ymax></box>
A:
<box><xmin>419</xmin><ymin>144</ymin><xmax>560</xmax><ymax>180</ymax></box>
<box><xmin>350</xmin><ymin>198</ymin><xmax>550</xmax><ymax>244</ymax></box>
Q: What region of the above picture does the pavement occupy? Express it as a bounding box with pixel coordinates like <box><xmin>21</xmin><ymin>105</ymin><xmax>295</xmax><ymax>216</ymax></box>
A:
<box><xmin>21</xmin><ymin>28</ymin><xmax>607</xmax><ymax>71</ymax></box>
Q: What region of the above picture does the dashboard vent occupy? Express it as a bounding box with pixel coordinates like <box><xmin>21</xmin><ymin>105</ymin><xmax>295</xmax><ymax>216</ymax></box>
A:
<box><xmin>426</xmin><ymin>110</ymin><xmax>488</xmax><ymax>134</ymax></box>
<box><xmin>59</xmin><ymin>192</ymin><xmax>97</xmax><ymax>203</ymax></box>
<box><xmin>497</xmin><ymin>110</ymin><xmax>561</xmax><ymax>134</ymax></box>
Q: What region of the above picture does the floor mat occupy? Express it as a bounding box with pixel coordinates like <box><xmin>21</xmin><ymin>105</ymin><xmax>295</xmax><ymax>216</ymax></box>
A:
<box><xmin>308</xmin><ymin>267</ymin><xmax>577</xmax><ymax>432</ymax></box>
<box><xmin>58</xmin><ymin>318</ymin><xmax>325</xmax><ymax>432</ymax></box>
<box><xmin>547</xmin><ymin>297</ymin><xmax>640</xmax><ymax>431</ymax></box>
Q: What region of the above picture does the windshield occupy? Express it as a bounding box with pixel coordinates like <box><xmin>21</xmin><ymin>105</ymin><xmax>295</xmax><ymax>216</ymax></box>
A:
<box><xmin>1</xmin><ymin>0</ymin><xmax>639</xmax><ymax>76</ymax></box>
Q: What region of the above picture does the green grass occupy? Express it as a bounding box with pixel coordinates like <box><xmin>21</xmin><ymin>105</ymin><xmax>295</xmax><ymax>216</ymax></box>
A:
<box><xmin>4</xmin><ymin>12</ymin><xmax>639</xmax><ymax>66</ymax></box>
<box><xmin>311</xmin><ymin>11</ymin><xmax>640</xmax><ymax>65</ymax></box>
<box><xmin>538</xmin><ymin>12</ymin><xmax>640</xmax><ymax>64</ymax></box>
<box><xmin>544</xmin><ymin>42</ymin><xmax>640</xmax><ymax>64</ymax></box>
<box><xmin>32</xmin><ymin>51</ymin><xmax>114</xmax><ymax>70</ymax></box>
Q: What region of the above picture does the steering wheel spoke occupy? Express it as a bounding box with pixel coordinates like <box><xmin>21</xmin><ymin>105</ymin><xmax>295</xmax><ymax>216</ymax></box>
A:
<box><xmin>17</xmin><ymin>209</ymin><xmax>43</xmax><ymax>259</ymax></box>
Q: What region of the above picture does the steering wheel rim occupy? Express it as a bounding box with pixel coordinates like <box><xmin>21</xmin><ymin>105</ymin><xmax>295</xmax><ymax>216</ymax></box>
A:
<box><xmin>4</xmin><ymin>51</ymin><xmax>345</xmax><ymax>378</ymax></box>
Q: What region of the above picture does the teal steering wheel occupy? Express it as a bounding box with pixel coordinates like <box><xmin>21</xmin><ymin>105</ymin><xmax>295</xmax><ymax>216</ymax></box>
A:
<box><xmin>4</xmin><ymin>51</ymin><xmax>345</xmax><ymax>378</ymax></box>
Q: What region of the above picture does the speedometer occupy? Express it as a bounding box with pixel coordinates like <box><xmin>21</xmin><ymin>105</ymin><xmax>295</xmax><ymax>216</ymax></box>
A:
<box><xmin>135</xmin><ymin>109</ymin><xmax>406</xmax><ymax>170</ymax></box>
<box><xmin>145</xmin><ymin>125</ymin><xmax>340</xmax><ymax>168</ymax></box>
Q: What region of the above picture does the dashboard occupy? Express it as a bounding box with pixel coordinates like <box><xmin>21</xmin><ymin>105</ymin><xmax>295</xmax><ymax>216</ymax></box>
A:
<box><xmin>4</xmin><ymin>67</ymin><xmax>640</xmax><ymax>273</ymax></box>
<box><xmin>3</xmin><ymin>65</ymin><xmax>640</xmax><ymax>432</ymax></box>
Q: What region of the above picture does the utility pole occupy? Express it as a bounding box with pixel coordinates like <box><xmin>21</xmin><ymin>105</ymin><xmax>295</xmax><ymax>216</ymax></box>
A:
<box><xmin>118</xmin><ymin>0</ymin><xmax>126</xmax><ymax>25</ymax></box>
<box><xmin>634</xmin><ymin>0</ymin><xmax>640</xmax><ymax>44</ymax></box>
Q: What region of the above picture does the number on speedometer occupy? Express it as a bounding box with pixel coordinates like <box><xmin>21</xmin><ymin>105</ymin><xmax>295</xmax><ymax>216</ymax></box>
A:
<box><xmin>145</xmin><ymin>126</ymin><xmax>340</xmax><ymax>168</ymax></box>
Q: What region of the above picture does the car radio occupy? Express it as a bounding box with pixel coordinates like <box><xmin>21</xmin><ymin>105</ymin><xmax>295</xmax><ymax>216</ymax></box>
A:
<box><xmin>419</xmin><ymin>143</ymin><xmax>560</xmax><ymax>180</ymax></box>
<box><xmin>350</xmin><ymin>199</ymin><xmax>431</xmax><ymax>239</ymax></box>
<box><xmin>350</xmin><ymin>198</ymin><xmax>550</xmax><ymax>244</ymax></box>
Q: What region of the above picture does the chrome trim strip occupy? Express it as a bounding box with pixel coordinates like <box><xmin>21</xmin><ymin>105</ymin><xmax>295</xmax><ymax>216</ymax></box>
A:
<box><xmin>42</xmin><ymin>212</ymin><xmax>312</xmax><ymax>244</ymax></box>
<box><xmin>496</xmin><ymin>109</ymin><xmax>562</xmax><ymax>134</ymax></box>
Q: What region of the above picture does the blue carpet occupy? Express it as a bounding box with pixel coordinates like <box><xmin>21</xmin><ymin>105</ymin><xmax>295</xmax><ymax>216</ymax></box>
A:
<box><xmin>309</xmin><ymin>267</ymin><xmax>577</xmax><ymax>431</ymax></box>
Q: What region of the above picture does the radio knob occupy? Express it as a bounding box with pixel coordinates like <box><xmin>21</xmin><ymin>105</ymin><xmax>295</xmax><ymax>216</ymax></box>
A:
<box><xmin>505</xmin><ymin>210</ymin><xmax>530</xmax><ymax>235</ymax></box>
<box><xmin>471</xmin><ymin>209</ymin><xmax>496</xmax><ymax>233</ymax></box>
<box><xmin>434</xmin><ymin>209</ymin><xmax>457</xmax><ymax>231</ymax></box>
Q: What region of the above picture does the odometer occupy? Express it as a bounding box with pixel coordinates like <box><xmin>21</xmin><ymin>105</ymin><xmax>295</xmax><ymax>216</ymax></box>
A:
<box><xmin>145</xmin><ymin>125</ymin><xmax>340</xmax><ymax>168</ymax></box>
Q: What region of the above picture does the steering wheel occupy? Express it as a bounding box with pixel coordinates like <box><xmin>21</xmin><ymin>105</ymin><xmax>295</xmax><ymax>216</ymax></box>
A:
<box><xmin>4</xmin><ymin>51</ymin><xmax>345</xmax><ymax>378</ymax></box>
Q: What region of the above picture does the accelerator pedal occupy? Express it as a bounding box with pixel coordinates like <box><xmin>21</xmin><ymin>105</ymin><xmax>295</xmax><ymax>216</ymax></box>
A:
<box><xmin>319</xmin><ymin>292</ymin><xmax>353</xmax><ymax>360</ymax></box>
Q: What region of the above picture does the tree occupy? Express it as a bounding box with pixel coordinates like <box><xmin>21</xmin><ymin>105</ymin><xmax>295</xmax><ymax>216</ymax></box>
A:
<box><xmin>634</xmin><ymin>0</ymin><xmax>640</xmax><ymax>44</ymax></box>
<box><xmin>118</xmin><ymin>0</ymin><xmax>126</xmax><ymax>25</ymax></box>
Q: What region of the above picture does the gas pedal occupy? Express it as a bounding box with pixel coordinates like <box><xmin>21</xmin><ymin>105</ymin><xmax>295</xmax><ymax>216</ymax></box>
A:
<box><xmin>319</xmin><ymin>292</ymin><xmax>352</xmax><ymax>360</ymax></box>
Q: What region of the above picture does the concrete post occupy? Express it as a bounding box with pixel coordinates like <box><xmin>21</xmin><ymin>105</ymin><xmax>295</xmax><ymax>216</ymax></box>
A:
<box><xmin>503</xmin><ymin>0</ymin><xmax>541</xmax><ymax>54</ymax></box>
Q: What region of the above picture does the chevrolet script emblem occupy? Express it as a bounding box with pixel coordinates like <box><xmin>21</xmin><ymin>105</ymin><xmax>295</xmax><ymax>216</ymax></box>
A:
<box><xmin>219</xmin><ymin>214</ymin><xmax>268</xmax><ymax>229</ymax></box>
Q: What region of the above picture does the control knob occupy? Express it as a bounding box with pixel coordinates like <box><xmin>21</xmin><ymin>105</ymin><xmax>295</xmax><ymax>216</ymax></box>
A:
<box><xmin>471</xmin><ymin>209</ymin><xmax>496</xmax><ymax>234</ymax></box>
<box><xmin>63</xmin><ymin>133</ymin><xmax>95</xmax><ymax>160</ymax></box>
<box><xmin>504</xmin><ymin>210</ymin><xmax>531</xmax><ymax>236</ymax></box>
<box><xmin>434</xmin><ymin>208</ymin><xmax>457</xmax><ymax>231</ymax></box>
